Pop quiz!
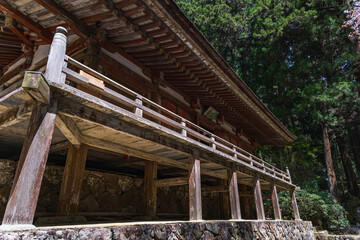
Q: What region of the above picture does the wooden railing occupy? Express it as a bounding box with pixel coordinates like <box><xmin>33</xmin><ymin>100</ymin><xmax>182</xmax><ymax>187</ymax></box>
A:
<box><xmin>61</xmin><ymin>55</ymin><xmax>291</xmax><ymax>183</ymax></box>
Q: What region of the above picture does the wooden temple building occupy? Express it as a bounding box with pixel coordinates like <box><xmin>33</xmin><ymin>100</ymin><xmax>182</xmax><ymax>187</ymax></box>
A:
<box><xmin>0</xmin><ymin>0</ymin><xmax>301</xmax><ymax>229</ymax></box>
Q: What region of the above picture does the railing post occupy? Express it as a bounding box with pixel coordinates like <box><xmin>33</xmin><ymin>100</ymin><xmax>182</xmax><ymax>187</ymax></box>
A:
<box><xmin>286</xmin><ymin>167</ymin><xmax>292</xmax><ymax>183</ymax></box>
<box><xmin>181</xmin><ymin>120</ymin><xmax>187</xmax><ymax>137</ymax></box>
<box><xmin>211</xmin><ymin>135</ymin><xmax>216</xmax><ymax>150</ymax></box>
<box><xmin>249</xmin><ymin>155</ymin><xmax>253</xmax><ymax>166</ymax></box>
<box><xmin>134</xmin><ymin>98</ymin><xmax>143</xmax><ymax>117</ymax></box>
<box><xmin>44</xmin><ymin>27</ymin><xmax>67</xmax><ymax>84</ymax></box>
<box><xmin>232</xmin><ymin>147</ymin><xmax>237</xmax><ymax>159</ymax></box>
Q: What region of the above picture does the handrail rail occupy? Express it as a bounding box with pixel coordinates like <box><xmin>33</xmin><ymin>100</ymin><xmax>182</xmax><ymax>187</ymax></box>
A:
<box><xmin>63</xmin><ymin>55</ymin><xmax>291</xmax><ymax>182</ymax></box>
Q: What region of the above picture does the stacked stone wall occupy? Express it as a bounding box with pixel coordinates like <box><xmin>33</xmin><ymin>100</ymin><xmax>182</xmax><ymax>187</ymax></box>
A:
<box><xmin>0</xmin><ymin>220</ymin><xmax>314</xmax><ymax>239</ymax></box>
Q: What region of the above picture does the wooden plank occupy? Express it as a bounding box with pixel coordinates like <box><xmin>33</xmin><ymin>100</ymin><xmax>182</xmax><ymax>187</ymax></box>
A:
<box><xmin>155</xmin><ymin>177</ymin><xmax>187</xmax><ymax>187</ymax></box>
<box><xmin>57</xmin><ymin>144</ymin><xmax>88</xmax><ymax>215</ymax></box>
<box><xmin>290</xmin><ymin>189</ymin><xmax>301</xmax><ymax>220</ymax></box>
<box><xmin>271</xmin><ymin>182</ymin><xmax>282</xmax><ymax>220</ymax></box>
<box><xmin>0</xmin><ymin>0</ymin><xmax>53</xmax><ymax>43</ymax></box>
<box><xmin>55</xmin><ymin>114</ymin><xmax>82</xmax><ymax>145</ymax></box>
<box><xmin>189</xmin><ymin>154</ymin><xmax>202</xmax><ymax>221</ymax></box>
<box><xmin>253</xmin><ymin>174</ymin><xmax>265</xmax><ymax>220</ymax></box>
<box><xmin>79</xmin><ymin>70</ymin><xmax>104</xmax><ymax>90</ymax></box>
<box><xmin>144</xmin><ymin>161</ymin><xmax>157</xmax><ymax>217</ymax></box>
<box><xmin>228</xmin><ymin>169</ymin><xmax>241</xmax><ymax>219</ymax></box>
<box><xmin>2</xmin><ymin>99</ymin><xmax>58</xmax><ymax>225</ymax></box>
<box><xmin>22</xmin><ymin>71</ymin><xmax>50</xmax><ymax>104</ymax></box>
<box><xmin>50</xmin><ymin>141</ymin><xmax>69</xmax><ymax>153</ymax></box>
<box><xmin>240</xmin><ymin>184</ymin><xmax>250</xmax><ymax>219</ymax></box>
<box><xmin>218</xmin><ymin>179</ymin><xmax>230</xmax><ymax>219</ymax></box>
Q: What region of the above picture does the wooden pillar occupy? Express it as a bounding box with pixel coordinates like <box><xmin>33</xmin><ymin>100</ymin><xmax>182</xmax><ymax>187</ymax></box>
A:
<box><xmin>270</xmin><ymin>182</ymin><xmax>282</xmax><ymax>220</ymax></box>
<box><xmin>240</xmin><ymin>184</ymin><xmax>250</xmax><ymax>219</ymax></box>
<box><xmin>218</xmin><ymin>179</ymin><xmax>229</xmax><ymax>219</ymax></box>
<box><xmin>253</xmin><ymin>174</ymin><xmax>265</xmax><ymax>220</ymax></box>
<box><xmin>189</xmin><ymin>154</ymin><xmax>202</xmax><ymax>221</ymax></box>
<box><xmin>2</xmin><ymin>100</ymin><xmax>58</xmax><ymax>226</ymax></box>
<box><xmin>144</xmin><ymin>161</ymin><xmax>157</xmax><ymax>217</ymax></box>
<box><xmin>57</xmin><ymin>144</ymin><xmax>88</xmax><ymax>215</ymax></box>
<box><xmin>290</xmin><ymin>189</ymin><xmax>301</xmax><ymax>220</ymax></box>
<box><xmin>228</xmin><ymin>169</ymin><xmax>241</xmax><ymax>219</ymax></box>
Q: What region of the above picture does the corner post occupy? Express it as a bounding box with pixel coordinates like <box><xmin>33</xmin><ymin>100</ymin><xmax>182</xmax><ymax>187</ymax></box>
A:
<box><xmin>228</xmin><ymin>169</ymin><xmax>241</xmax><ymax>219</ymax></box>
<box><xmin>253</xmin><ymin>173</ymin><xmax>265</xmax><ymax>220</ymax></box>
<box><xmin>189</xmin><ymin>152</ymin><xmax>202</xmax><ymax>221</ymax></box>
<box><xmin>290</xmin><ymin>188</ymin><xmax>301</xmax><ymax>220</ymax></box>
<box><xmin>270</xmin><ymin>182</ymin><xmax>282</xmax><ymax>220</ymax></box>
<box><xmin>44</xmin><ymin>27</ymin><xmax>68</xmax><ymax>84</ymax></box>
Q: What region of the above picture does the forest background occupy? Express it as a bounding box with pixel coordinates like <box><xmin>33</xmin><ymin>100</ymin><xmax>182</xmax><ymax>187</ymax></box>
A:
<box><xmin>175</xmin><ymin>0</ymin><xmax>360</xmax><ymax>233</ymax></box>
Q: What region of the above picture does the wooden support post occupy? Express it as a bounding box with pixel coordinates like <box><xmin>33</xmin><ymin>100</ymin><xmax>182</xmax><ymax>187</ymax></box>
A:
<box><xmin>134</xmin><ymin>98</ymin><xmax>143</xmax><ymax>117</ymax></box>
<box><xmin>218</xmin><ymin>179</ymin><xmax>230</xmax><ymax>219</ymax></box>
<box><xmin>253</xmin><ymin>174</ymin><xmax>265</xmax><ymax>220</ymax></box>
<box><xmin>189</xmin><ymin>154</ymin><xmax>202</xmax><ymax>221</ymax></box>
<box><xmin>2</xmin><ymin>99</ymin><xmax>58</xmax><ymax>226</ymax></box>
<box><xmin>44</xmin><ymin>27</ymin><xmax>67</xmax><ymax>84</ymax></box>
<box><xmin>290</xmin><ymin>188</ymin><xmax>301</xmax><ymax>220</ymax></box>
<box><xmin>57</xmin><ymin>144</ymin><xmax>88</xmax><ymax>215</ymax></box>
<box><xmin>240</xmin><ymin>184</ymin><xmax>250</xmax><ymax>219</ymax></box>
<box><xmin>270</xmin><ymin>182</ymin><xmax>282</xmax><ymax>220</ymax></box>
<box><xmin>144</xmin><ymin>161</ymin><xmax>157</xmax><ymax>217</ymax></box>
<box><xmin>228</xmin><ymin>169</ymin><xmax>241</xmax><ymax>219</ymax></box>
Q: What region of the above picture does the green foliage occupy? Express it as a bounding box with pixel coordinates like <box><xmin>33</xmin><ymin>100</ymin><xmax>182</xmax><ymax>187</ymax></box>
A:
<box><xmin>265</xmin><ymin>190</ymin><xmax>350</xmax><ymax>233</ymax></box>
<box><xmin>176</xmin><ymin>0</ymin><xmax>360</xmax><ymax>232</ymax></box>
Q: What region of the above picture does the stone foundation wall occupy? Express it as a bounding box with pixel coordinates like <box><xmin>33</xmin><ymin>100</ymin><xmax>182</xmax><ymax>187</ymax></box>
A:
<box><xmin>0</xmin><ymin>220</ymin><xmax>314</xmax><ymax>240</ymax></box>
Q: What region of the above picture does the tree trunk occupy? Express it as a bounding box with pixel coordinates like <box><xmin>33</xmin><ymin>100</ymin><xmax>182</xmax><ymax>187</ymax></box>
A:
<box><xmin>349</xmin><ymin>127</ymin><xmax>360</xmax><ymax>174</ymax></box>
<box><xmin>337</xmin><ymin>135</ymin><xmax>360</xmax><ymax>198</ymax></box>
<box><xmin>322</xmin><ymin>123</ymin><xmax>338</xmax><ymax>201</ymax></box>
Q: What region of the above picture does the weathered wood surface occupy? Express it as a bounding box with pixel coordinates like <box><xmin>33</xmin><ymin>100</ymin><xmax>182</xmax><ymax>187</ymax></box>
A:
<box><xmin>253</xmin><ymin>174</ymin><xmax>265</xmax><ymax>220</ymax></box>
<box><xmin>290</xmin><ymin>189</ymin><xmax>301</xmax><ymax>220</ymax></box>
<box><xmin>271</xmin><ymin>182</ymin><xmax>282</xmax><ymax>220</ymax></box>
<box><xmin>189</xmin><ymin>155</ymin><xmax>202</xmax><ymax>221</ymax></box>
<box><xmin>55</xmin><ymin>114</ymin><xmax>82</xmax><ymax>146</ymax></box>
<box><xmin>53</xmin><ymin>83</ymin><xmax>294</xmax><ymax>190</ymax></box>
<box><xmin>156</xmin><ymin>177</ymin><xmax>188</xmax><ymax>187</ymax></box>
<box><xmin>57</xmin><ymin>144</ymin><xmax>88</xmax><ymax>216</ymax></box>
<box><xmin>22</xmin><ymin>71</ymin><xmax>50</xmax><ymax>104</ymax></box>
<box><xmin>218</xmin><ymin>179</ymin><xmax>230</xmax><ymax>219</ymax></box>
<box><xmin>0</xmin><ymin>100</ymin><xmax>34</xmax><ymax>130</ymax></box>
<box><xmin>228</xmin><ymin>169</ymin><xmax>241</xmax><ymax>219</ymax></box>
<box><xmin>2</xmin><ymin>99</ymin><xmax>58</xmax><ymax>225</ymax></box>
<box><xmin>240</xmin><ymin>184</ymin><xmax>251</xmax><ymax>219</ymax></box>
<box><xmin>144</xmin><ymin>161</ymin><xmax>157</xmax><ymax>217</ymax></box>
<box><xmin>44</xmin><ymin>27</ymin><xmax>67</xmax><ymax>84</ymax></box>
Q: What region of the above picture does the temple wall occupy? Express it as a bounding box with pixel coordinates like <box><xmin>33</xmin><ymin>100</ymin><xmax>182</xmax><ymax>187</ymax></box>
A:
<box><xmin>0</xmin><ymin>220</ymin><xmax>314</xmax><ymax>239</ymax></box>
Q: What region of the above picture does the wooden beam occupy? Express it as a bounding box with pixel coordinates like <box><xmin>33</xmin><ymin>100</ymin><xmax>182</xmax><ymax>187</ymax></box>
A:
<box><xmin>0</xmin><ymin>101</ymin><xmax>34</xmax><ymax>130</ymax></box>
<box><xmin>2</xmin><ymin>100</ymin><xmax>58</xmax><ymax>225</ymax></box>
<box><xmin>290</xmin><ymin>189</ymin><xmax>301</xmax><ymax>220</ymax></box>
<box><xmin>144</xmin><ymin>161</ymin><xmax>157</xmax><ymax>217</ymax></box>
<box><xmin>228</xmin><ymin>169</ymin><xmax>241</xmax><ymax>219</ymax></box>
<box><xmin>22</xmin><ymin>71</ymin><xmax>51</xmax><ymax>104</ymax></box>
<box><xmin>0</xmin><ymin>0</ymin><xmax>52</xmax><ymax>43</ymax></box>
<box><xmin>271</xmin><ymin>182</ymin><xmax>282</xmax><ymax>220</ymax></box>
<box><xmin>50</xmin><ymin>141</ymin><xmax>69</xmax><ymax>153</ymax></box>
<box><xmin>155</xmin><ymin>177</ymin><xmax>187</xmax><ymax>187</ymax></box>
<box><xmin>57</xmin><ymin>144</ymin><xmax>88</xmax><ymax>215</ymax></box>
<box><xmin>253</xmin><ymin>174</ymin><xmax>265</xmax><ymax>220</ymax></box>
<box><xmin>189</xmin><ymin>154</ymin><xmax>202</xmax><ymax>221</ymax></box>
<box><xmin>5</xmin><ymin>17</ymin><xmax>34</xmax><ymax>47</ymax></box>
<box><xmin>55</xmin><ymin>114</ymin><xmax>82</xmax><ymax>146</ymax></box>
<box><xmin>33</xmin><ymin>0</ymin><xmax>91</xmax><ymax>38</ymax></box>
